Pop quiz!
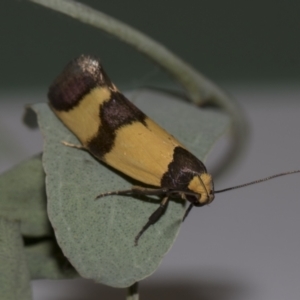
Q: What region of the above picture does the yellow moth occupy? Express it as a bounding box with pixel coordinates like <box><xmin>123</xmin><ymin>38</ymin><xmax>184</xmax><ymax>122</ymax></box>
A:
<box><xmin>48</xmin><ymin>55</ymin><xmax>300</xmax><ymax>245</ymax></box>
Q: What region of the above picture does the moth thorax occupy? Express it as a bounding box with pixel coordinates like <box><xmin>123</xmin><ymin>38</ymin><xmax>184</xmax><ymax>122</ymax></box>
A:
<box><xmin>187</xmin><ymin>173</ymin><xmax>215</xmax><ymax>204</ymax></box>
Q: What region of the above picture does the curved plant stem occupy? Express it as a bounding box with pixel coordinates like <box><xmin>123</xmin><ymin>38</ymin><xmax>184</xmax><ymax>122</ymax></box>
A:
<box><xmin>29</xmin><ymin>0</ymin><xmax>248</xmax><ymax>172</ymax></box>
<box><xmin>127</xmin><ymin>282</ymin><xmax>139</xmax><ymax>300</ymax></box>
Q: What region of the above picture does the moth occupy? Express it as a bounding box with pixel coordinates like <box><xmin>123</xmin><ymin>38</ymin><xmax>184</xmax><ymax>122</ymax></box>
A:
<box><xmin>48</xmin><ymin>55</ymin><xmax>300</xmax><ymax>245</ymax></box>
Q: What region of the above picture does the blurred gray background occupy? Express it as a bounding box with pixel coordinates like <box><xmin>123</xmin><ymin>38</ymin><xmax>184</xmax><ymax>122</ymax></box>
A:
<box><xmin>0</xmin><ymin>0</ymin><xmax>299</xmax><ymax>90</ymax></box>
<box><xmin>1</xmin><ymin>1</ymin><xmax>300</xmax><ymax>300</ymax></box>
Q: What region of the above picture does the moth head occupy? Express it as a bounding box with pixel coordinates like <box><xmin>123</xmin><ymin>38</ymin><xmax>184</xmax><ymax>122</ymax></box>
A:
<box><xmin>186</xmin><ymin>173</ymin><xmax>215</xmax><ymax>206</ymax></box>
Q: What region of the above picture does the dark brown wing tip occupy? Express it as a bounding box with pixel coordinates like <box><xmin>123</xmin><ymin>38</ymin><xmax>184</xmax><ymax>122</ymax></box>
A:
<box><xmin>48</xmin><ymin>55</ymin><xmax>113</xmax><ymax>111</ymax></box>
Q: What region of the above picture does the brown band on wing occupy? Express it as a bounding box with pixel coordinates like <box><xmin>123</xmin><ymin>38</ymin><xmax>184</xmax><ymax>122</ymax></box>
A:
<box><xmin>48</xmin><ymin>55</ymin><xmax>113</xmax><ymax>111</ymax></box>
<box><xmin>161</xmin><ymin>146</ymin><xmax>207</xmax><ymax>190</ymax></box>
<box><xmin>87</xmin><ymin>90</ymin><xmax>147</xmax><ymax>159</ymax></box>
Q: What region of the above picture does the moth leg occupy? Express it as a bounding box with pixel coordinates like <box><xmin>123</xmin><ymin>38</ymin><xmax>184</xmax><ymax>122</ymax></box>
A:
<box><xmin>96</xmin><ymin>189</ymin><xmax>136</xmax><ymax>199</ymax></box>
<box><xmin>135</xmin><ymin>196</ymin><xmax>170</xmax><ymax>246</ymax></box>
<box><xmin>61</xmin><ymin>141</ymin><xmax>86</xmax><ymax>150</ymax></box>
<box><xmin>96</xmin><ymin>186</ymin><xmax>169</xmax><ymax>199</ymax></box>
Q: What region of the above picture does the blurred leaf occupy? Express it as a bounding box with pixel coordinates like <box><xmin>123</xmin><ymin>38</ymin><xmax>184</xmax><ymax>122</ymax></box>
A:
<box><xmin>33</xmin><ymin>91</ymin><xmax>230</xmax><ymax>287</ymax></box>
<box><xmin>25</xmin><ymin>239</ymin><xmax>78</xmax><ymax>280</ymax></box>
<box><xmin>23</xmin><ymin>106</ymin><xmax>38</xmax><ymax>129</ymax></box>
<box><xmin>0</xmin><ymin>155</ymin><xmax>51</xmax><ymax>236</ymax></box>
<box><xmin>0</xmin><ymin>218</ymin><xmax>32</xmax><ymax>300</ymax></box>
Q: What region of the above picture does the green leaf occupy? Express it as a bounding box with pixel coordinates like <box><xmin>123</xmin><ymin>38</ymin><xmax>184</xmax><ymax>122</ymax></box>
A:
<box><xmin>25</xmin><ymin>239</ymin><xmax>78</xmax><ymax>280</ymax></box>
<box><xmin>0</xmin><ymin>155</ymin><xmax>51</xmax><ymax>237</ymax></box>
<box><xmin>33</xmin><ymin>92</ymin><xmax>230</xmax><ymax>287</ymax></box>
<box><xmin>0</xmin><ymin>218</ymin><xmax>32</xmax><ymax>300</ymax></box>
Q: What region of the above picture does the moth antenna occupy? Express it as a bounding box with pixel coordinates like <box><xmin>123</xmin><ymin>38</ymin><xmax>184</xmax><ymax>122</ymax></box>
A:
<box><xmin>215</xmin><ymin>170</ymin><xmax>300</xmax><ymax>194</ymax></box>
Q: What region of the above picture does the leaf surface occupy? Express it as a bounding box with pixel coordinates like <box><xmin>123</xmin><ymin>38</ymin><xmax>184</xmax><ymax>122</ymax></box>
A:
<box><xmin>0</xmin><ymin>218</ymin><xmax>32</xmax><ymax>300</ymax></box>
<box><xmin>0</xmin><ymin>155</ymin><xmax>51</xmax><ymax>236</ymax></box>
<box><xmin>25</xmin><ymin>239</ymin><xmax>78</xmax><ymax>280</ymax></box>
<box><xmin>33</xmin><ymin>91</ymin><xmax>230</xmax><ymax>287</ymax></box>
